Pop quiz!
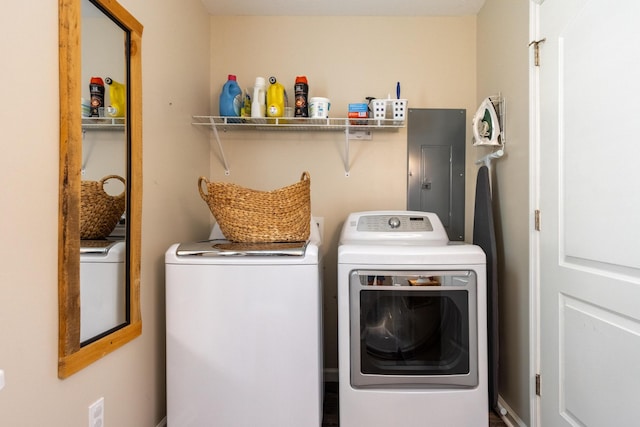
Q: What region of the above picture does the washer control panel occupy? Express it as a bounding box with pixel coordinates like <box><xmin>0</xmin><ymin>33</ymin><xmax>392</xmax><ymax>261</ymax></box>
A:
<box><xmin>356</xmin><ymin>214</ymin><xmax>434</xmax><ymax>232</ymax></box>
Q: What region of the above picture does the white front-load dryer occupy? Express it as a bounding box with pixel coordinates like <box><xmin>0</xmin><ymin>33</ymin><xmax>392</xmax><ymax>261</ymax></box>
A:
<box><xmin>165</xmin><ymin>220</ymin><xmax>323</xmax><ymax>427</ymax></box>
<box><xmin>338</xmin><ymin>211</ymin><xmax>488</xmax><ymax>427</ymax></box>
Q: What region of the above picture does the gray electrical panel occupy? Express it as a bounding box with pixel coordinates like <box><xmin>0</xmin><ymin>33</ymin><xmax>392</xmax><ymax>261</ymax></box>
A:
<box><xmin>407</xmin><ymin>108</ymin><xmax>466</xmax><ymax>241</ymax></box>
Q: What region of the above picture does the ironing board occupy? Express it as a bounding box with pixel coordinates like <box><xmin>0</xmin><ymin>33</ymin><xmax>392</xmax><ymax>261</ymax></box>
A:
<box><xmin>473</xmin><ymin>165</ymin><xmax>499</xmax><ymax>411</ymax></box>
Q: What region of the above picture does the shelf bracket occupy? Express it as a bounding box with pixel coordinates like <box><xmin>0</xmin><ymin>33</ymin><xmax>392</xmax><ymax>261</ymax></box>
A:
<box><xmin>209</xmin><ymin>117</ymin><xmax>230</xmax><ymax>175</ymax></box>
<box><xmin>344</xmin><ymin>122</ymin><xmax>351</xmax><ymax>177</ymax></box>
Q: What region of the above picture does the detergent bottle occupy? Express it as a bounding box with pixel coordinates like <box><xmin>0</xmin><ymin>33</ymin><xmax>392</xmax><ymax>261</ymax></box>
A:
<box><xmin>266</xmin><ymin>76</ymin><xmax>285</xmax><ymax>118</ymax></box>
<box><xmin>105</xmin><ymin>77</ymin><xmax>125</xmax><ymax>117</ymax></box>
<box><xmin>89</xmin><ymin>76</ymin><xmax>105</xmax><ymax>117</ymax></box>
<box><xmin>251</xmin><ymin>77</ymin><xmax>266</xmax><ymax>118</ymax></box>
<box><xmin>219</xmin><ymin>74</ymin><xmax>242</xmax><ymax>117</ymax></box>
<box><xmin>294</xmin><ymin>76</ymin><xmax>309</xmax><ymax>117</ymax></box>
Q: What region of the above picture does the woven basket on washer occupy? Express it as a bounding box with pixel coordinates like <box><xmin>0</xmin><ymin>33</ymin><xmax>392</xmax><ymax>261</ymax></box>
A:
<box><xmin>80</xmin><ymin>174</ymin><xmax>126</xmax><ymax>240</ymax></box>
<box><xmin>198</xmin><ymin>172</ymin><xmax>311</xmax><ymax>243</ymax></box>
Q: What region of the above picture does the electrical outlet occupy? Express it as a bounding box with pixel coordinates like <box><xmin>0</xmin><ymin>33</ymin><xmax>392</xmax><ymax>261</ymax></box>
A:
<box><xmin>89</xmin><ymin>397</ymin><xmax>104</xmax><ymax>427</ymax></box>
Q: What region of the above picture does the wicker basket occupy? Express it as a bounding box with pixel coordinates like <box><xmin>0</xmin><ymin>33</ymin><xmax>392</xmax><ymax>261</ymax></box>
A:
<box><xmin>80</xmin><ymin>174</ymin><xmax>126</xmax><ymax>240</ymax></box>
<box><xmin>198</xmin><ymin>172</ymin><xmax>311</xmax><ymax>243</ymax></box>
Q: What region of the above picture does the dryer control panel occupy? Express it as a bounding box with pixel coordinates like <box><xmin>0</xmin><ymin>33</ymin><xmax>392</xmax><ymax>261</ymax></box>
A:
<box><xmin>340</xmin><ymin>211</ymin><xmax>449</xmax><ymax>245</ymax></box>
<box><xmin>357</xmin><ymin>214</ymin><xmax>433</xmax><ymax>232</ymax></box>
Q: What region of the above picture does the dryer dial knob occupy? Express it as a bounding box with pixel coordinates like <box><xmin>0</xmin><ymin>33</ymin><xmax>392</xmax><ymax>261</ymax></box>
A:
<box><xmin>388</xmin><ymin>216</ymin><xmax>401</xmax><ymax>229</ymax></box>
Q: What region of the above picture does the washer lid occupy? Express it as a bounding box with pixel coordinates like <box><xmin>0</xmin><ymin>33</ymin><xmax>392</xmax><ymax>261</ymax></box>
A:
<box><xmin>340</xmin><ymin>211</ymin><xmax>449</xmax><ymax>246</ymax></box>
<box><xmin>80</xmin><ymin>240</ymin><xmax>125</xmax><ymax>262</ymax></box>
<box><xmin>175</xmin><ymin>240</ymin><xmax>309</xmax><ymax>257</ymax></box>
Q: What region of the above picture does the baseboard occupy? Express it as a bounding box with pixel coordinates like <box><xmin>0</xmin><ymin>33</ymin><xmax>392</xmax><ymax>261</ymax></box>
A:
<box><xmin>323</xmin><ymin>367</ymin><xmax>338</xmax><ymax>383</ymax></box>
<box><xmin>497</xmin><ymin>396</ymin><xmax>527</xmax><ymax>427</ymax></box>
<box><xmin>156</xmin><ymin>416</ymin><xmax>167</xmax><ymax>427</ymax></box>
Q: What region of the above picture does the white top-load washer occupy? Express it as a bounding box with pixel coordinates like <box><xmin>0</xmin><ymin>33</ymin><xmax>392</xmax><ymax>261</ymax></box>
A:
<box><xmin>338</xmin><ymin>211</ymin><xmax>488</xmax><ymax>427</ymax></box>
<box><xmin>165</xmin><ymin>219</ymin><xmax>323</xmax><ymax>427</ymax></box>
<box><xmin>80</xmin><ymin>240</ymin><xmax>126</xmax><ymax>343</ymax></box>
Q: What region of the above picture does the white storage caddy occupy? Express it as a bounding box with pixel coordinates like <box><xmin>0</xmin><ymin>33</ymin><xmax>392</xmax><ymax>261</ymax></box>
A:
<box><xmin>370</xmin><ymin>98</ymin><xmax>407</xmax><ymax>122</ymax></box>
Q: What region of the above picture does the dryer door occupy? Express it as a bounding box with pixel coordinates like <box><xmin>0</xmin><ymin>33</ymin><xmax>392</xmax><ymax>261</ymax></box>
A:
<box><xmin>349</xmin><ymin>270</ymin><xmax>478</xmax><ymax>389</ymax></box>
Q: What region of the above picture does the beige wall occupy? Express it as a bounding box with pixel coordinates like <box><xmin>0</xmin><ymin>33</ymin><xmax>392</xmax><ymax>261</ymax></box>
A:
<box><xmin>210</xmin><ymin>15</ymin><xmax>478</xmax><ymax>372</ymax></box>
<box><xmin>477</xmin><ymin>0</ymin><xmax>531</xmax><ymax>424</ymax></box>
<box><xmin>0</xmin><ymin>2</ymin><xmax>534</xmax><ymax>425</ymax></box>
<box><xmin>0</xmin><ymin>0</ymin><xmax>210</xmax><ymax>425</ymax></box>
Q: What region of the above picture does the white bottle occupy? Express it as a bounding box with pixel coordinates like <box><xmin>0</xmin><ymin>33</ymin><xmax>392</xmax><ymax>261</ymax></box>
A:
<box><xmin>251</xmin><ymin>77</ymin><xmax>267</xmax><ymax>118</ymax></box>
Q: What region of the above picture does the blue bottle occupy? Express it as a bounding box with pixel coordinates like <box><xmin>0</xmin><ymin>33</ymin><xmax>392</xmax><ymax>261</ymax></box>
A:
<box><xmin>219</xmin><ymin>74</ymin><xmax>242</xmax><ymax>116</ymax></box>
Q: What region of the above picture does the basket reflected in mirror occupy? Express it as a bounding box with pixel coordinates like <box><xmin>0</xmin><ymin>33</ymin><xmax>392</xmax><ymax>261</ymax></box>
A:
<box><xmin>80</xmin><ymin>174</ymin><xmax>126</xmax><ymax>240</ymax></box>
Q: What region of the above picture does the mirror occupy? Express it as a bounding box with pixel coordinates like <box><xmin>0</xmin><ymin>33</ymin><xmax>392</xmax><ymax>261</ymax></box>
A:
<box><xmin>58</xmin><ymin>0</ymin><xmax>143</xmax><ymax>378</ymax></box>
<box><xmin>80</xmin><ymin>0</ymin><xmax>129</xmax><ymax>346</ymax></box>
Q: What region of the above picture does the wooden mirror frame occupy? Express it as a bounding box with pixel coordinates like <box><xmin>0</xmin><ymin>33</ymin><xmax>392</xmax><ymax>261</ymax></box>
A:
<box><xmin>58</xmin><ymin>0</ymin><xmax>143</xmax><ymax>379</ymax></box>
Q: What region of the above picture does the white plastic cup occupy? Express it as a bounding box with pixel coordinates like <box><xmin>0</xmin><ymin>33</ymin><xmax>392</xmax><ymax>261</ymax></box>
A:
<box><xmin>309</xmin><ymin>97</ymin><xmax>330</xmax><ymax>118</ymax></box>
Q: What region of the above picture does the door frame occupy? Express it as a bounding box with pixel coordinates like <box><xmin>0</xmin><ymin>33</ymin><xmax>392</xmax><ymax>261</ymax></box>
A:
<box><xmin>529</xmin><ymin>1</ymin><xmax>542</xmax><ymax>426</ymax></box>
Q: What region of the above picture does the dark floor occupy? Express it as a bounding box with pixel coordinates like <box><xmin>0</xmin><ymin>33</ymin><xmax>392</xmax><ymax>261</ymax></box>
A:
<box><xmin>322</xmin><ymin>382</ymin><xmax>507</xmax><ymax>427</ymax></box>
<box><xmin>322</xmin><ymin>382</ymin><xmax>339</xmax><ymax>427</ymax></box>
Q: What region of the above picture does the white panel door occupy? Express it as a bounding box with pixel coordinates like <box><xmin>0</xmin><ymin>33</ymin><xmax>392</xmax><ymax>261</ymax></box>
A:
<box><xmin>539</xmin><ymin>0</ymin><xmax>640</xmax><ymax>426</ymax></box>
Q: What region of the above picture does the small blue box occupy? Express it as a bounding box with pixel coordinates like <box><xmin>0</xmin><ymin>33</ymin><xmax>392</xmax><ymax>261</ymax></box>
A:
<box><xmin>348</xmin><ymin>103</ymin><xmax>368</xmax><ymax>113</ymax></box>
